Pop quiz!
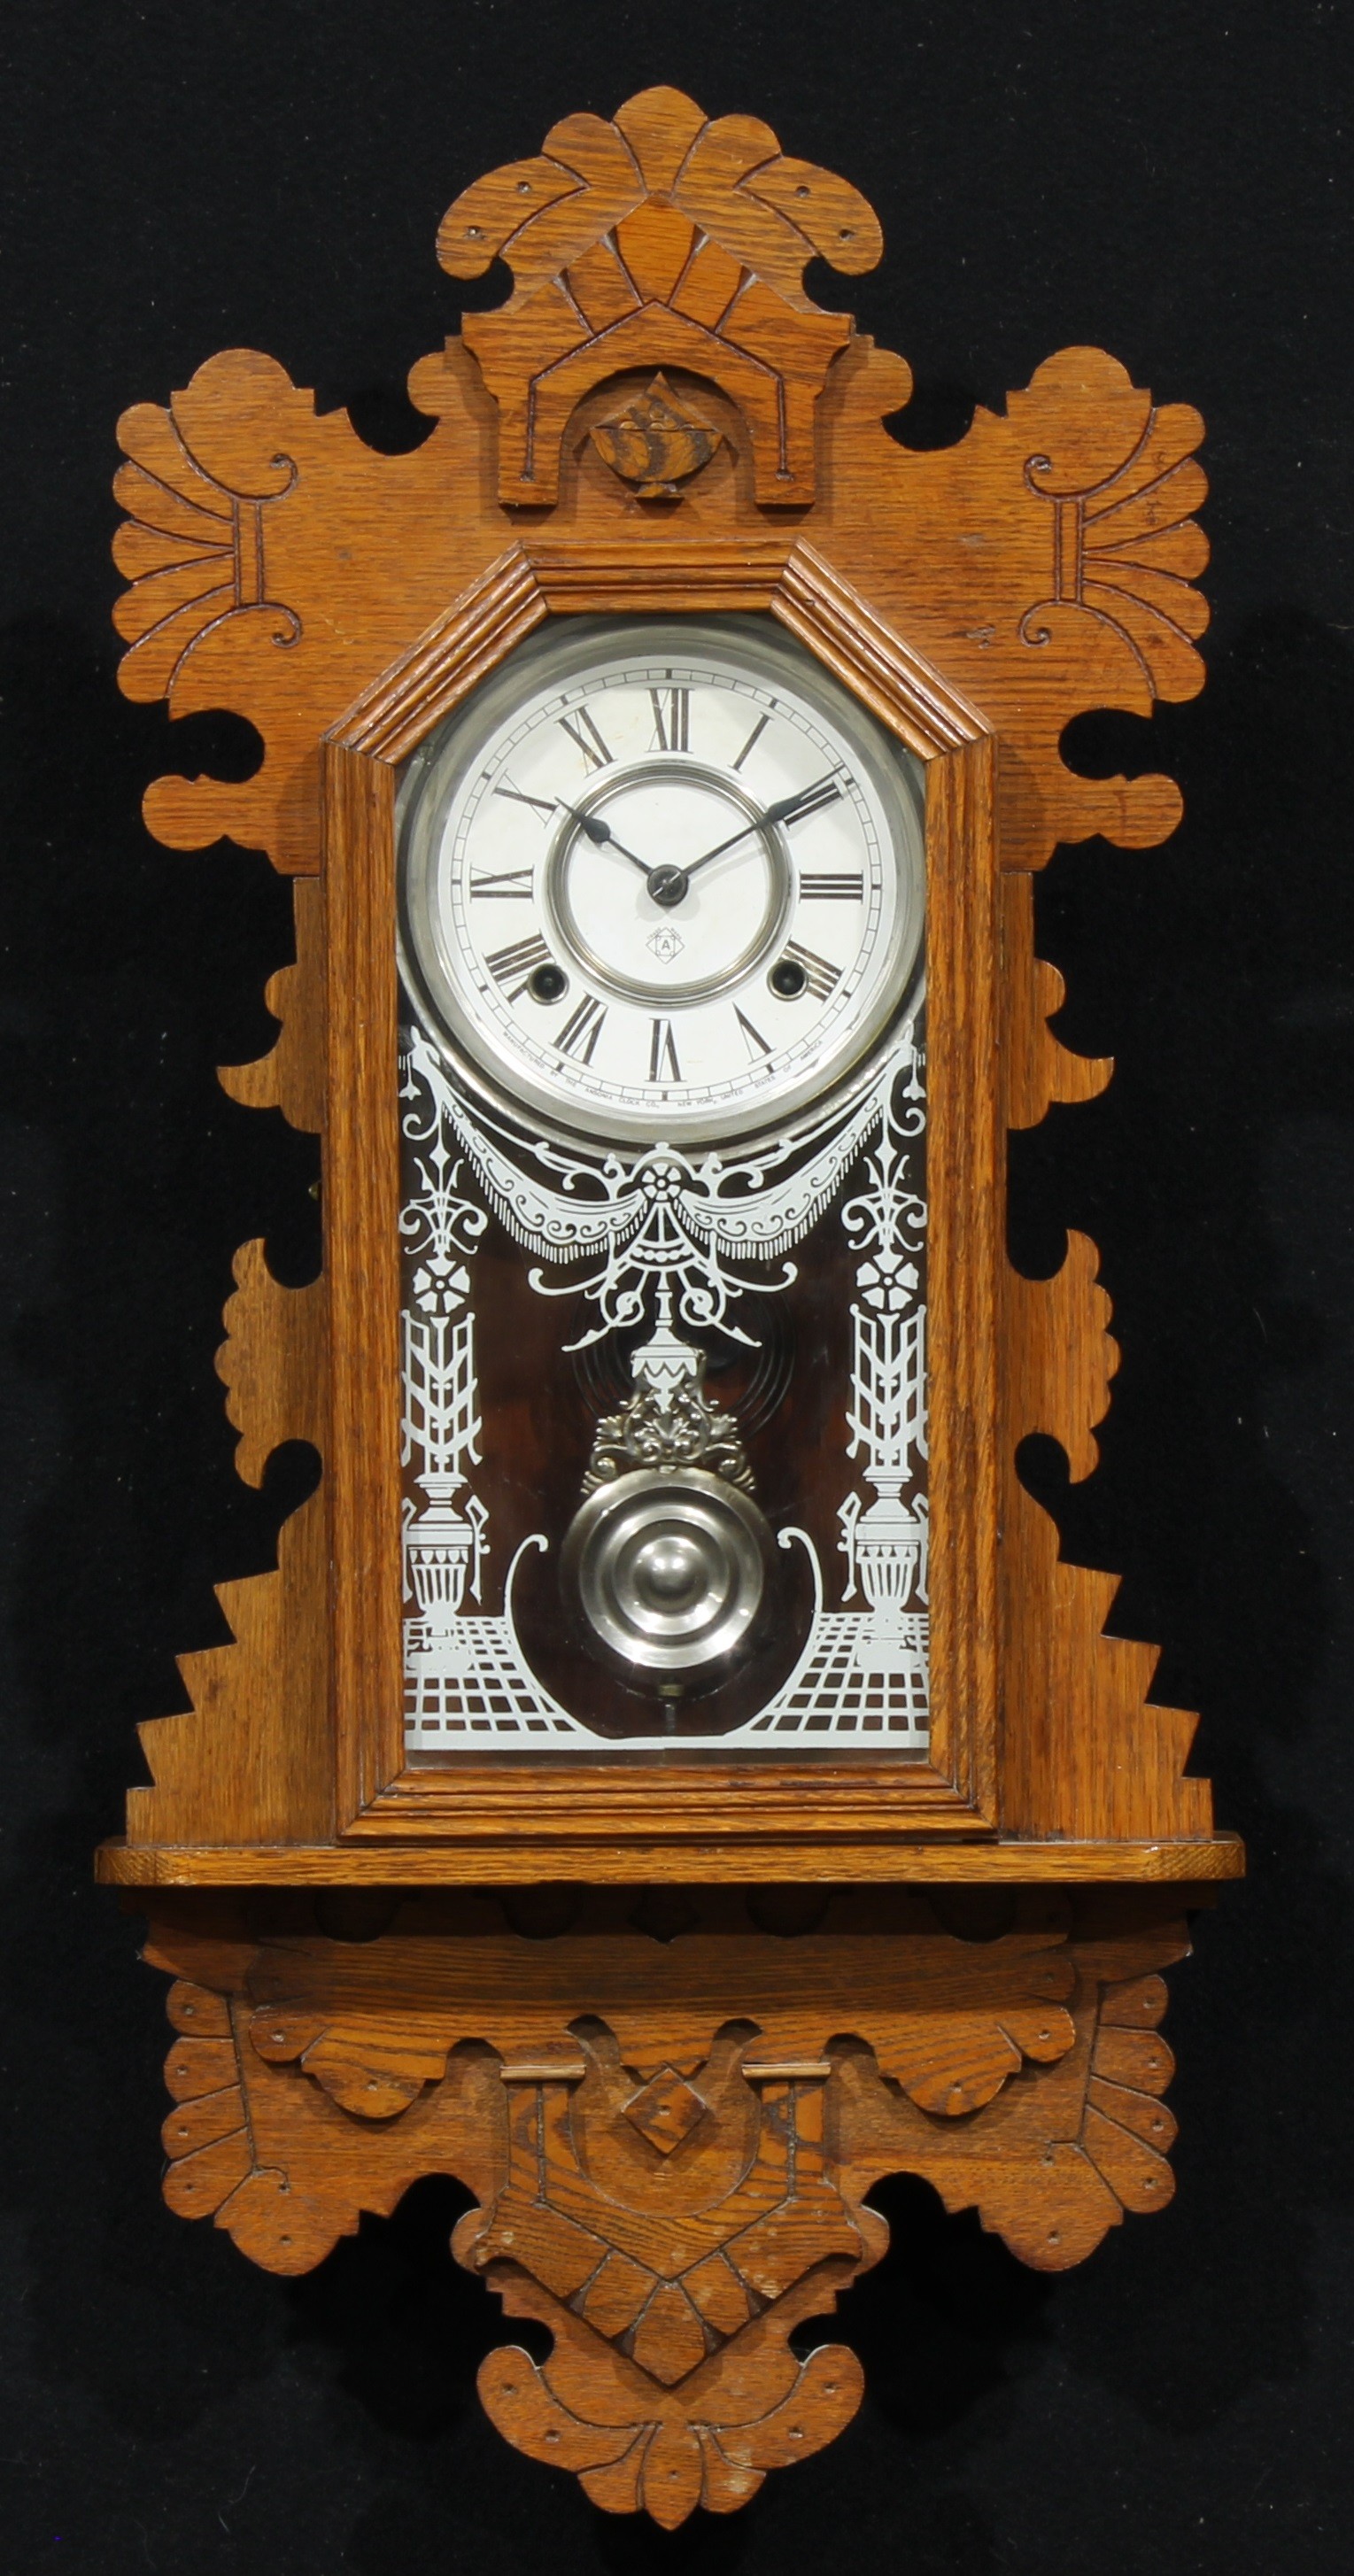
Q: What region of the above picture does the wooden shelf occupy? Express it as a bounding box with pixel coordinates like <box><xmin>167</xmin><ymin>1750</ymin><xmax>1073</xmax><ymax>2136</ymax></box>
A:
<box><xmin>97</xmin><ymin>1834</ymin><xmax>1246</xmax><ymax>1889</ymax></box>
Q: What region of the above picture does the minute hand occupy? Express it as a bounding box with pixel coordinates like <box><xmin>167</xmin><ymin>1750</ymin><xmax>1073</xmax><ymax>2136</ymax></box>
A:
<box><xmin>684</xmin><ymin>775</ymin><xmax>844</xmax><ymax>879</ymax></box>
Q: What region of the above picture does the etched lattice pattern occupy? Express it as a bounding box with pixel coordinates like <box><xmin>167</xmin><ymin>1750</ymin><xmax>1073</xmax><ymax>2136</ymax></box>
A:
<box><xmin>398</xmin><ymin>1021</ymin><xmax>930</xmax><ymax>1751</ymax></box>
<box><xmin>405</xmin><ymin>1609</ymin><xmax>587</xmax><ymax>1737</ymax></box>
<box><xmin>746</xmin><ymin>1610</ymin><xmax>930</xmax><ymax>1739</ymax></box>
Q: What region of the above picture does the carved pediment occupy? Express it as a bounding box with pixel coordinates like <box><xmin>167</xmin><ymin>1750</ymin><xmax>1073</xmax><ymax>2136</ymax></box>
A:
<box><xmin>434</xmin><ymin>86</ymin><xmax>882</xmax><ymax>506</ymax></box>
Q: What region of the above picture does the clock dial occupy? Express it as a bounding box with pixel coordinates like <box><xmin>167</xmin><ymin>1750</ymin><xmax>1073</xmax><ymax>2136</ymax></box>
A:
<box><xmin>398</xmin><ymin>618</ymin><xmax>925</xmax><ymax>1145</ymax></box>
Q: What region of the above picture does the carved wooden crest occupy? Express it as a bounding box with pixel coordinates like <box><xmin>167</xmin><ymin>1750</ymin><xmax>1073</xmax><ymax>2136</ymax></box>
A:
<box><xmin>436</xmin><ymin>89</ymin><xmax>880</xmax><ymax>504</ymax></box>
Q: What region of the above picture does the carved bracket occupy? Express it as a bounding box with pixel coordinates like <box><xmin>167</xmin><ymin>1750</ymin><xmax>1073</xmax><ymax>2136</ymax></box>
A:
<box><xmin>146</xmin><ymin>1890</ymin><xmax>1190</xmax><ymax>2523</ymax></box>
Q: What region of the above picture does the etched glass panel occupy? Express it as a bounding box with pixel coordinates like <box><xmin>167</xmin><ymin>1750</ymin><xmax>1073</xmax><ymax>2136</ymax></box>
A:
<box><xmin>394</xmin><ymin>618</ymin><xmax>928</xmax><ymax>1757</ymax></box>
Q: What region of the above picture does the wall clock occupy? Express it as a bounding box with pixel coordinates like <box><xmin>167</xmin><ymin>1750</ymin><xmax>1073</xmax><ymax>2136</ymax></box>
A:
<box><xmin>98</xmin><ymin>85</ymin><xmax>1242</xmax><ymax>2525</ymax></box>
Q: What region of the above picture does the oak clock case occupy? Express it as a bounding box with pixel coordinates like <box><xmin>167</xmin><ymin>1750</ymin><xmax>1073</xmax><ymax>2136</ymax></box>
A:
<box><xmin>98</xmin><ymin>84</ymin><xmax>1242</xmax><ymax>2531</ymax></box>
<box><xmin>396</xmin><ymin>613</ymin><xmax>929</xmax><ymax>1744</ymax></box>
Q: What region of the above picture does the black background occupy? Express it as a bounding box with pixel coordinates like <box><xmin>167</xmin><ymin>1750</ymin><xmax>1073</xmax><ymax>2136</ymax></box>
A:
<box><xmin>2</xmin><ymin>4</ymin><xmax>1350</xmax><ymax>2569</ymax></box>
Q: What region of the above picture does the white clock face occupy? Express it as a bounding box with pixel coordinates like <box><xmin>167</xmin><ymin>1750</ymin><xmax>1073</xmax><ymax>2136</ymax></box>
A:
<box><xmin>398</xmin><ymin>617</ymin><xmax>925</xmax><ymax>1146</ymax></box>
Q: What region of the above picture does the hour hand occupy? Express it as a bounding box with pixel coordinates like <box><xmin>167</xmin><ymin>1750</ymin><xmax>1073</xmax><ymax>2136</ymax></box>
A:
<box><xmin>558</xmin><ymin>802</ymin><xmax>651</xmax><ymax>878</ymax></box>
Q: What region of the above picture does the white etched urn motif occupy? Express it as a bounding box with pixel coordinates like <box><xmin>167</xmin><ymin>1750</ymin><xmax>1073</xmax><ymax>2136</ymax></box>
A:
<box><xmin>839</xmin><ymin>1479</ymin><xmax>929</xmax><ymax>1678</ymax></box>
<box><xmin>396</xmin><ymin>1019</ymin><xmax>931</xmax><ymax>1749</ymax></box>
<box><xmin>835</xmin><ymin>1039</ymin><xmax>931</xmax><ymax>1712</ymax></box>
<box><xmin>405</xmin><ymin>1477</ymin><xmax>489</xmax><ymax>1625</ymax></box>
<box><xmin>401</xmin><ymin>1251</ymin><xmax>489</xmax><ymax>1627</ymax></box>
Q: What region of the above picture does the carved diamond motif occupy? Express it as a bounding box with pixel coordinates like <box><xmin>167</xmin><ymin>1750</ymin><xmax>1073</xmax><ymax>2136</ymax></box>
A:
<box><xmin>624</xmin><ymin>2065</ymin><xmax>709</xmax><ymax>2154</ymax></box>
<box><xmin>591</xmin><ymin>375</ymin><xmax>726</xmax><ymax>502</ymax></box>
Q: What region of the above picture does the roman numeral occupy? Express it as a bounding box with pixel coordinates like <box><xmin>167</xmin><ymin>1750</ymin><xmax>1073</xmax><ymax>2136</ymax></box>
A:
<box><xmin>470</xmin><ymin>869</ymin><xmax>536</xmax><ymax>899</ymax></box>
<box><xmin>784</xmin><ymin>940</ymin><xmax>841</xmax><ymax>1001</ymax></box>
<box><xmin>557</xmin><ymin>994</ymin><xmax>607</xmax><ymax>1063</ymax></box>
<box><xmin>800</xmin><ymin>872</ymin><xmax>864</xmax><ymax>901</ymax></box>
<box><xmin>649</xmin><ymin>686</ymin><xmax>690</xmax><ymax>752</ymax></box>
<box><xmin>734</xmin><ymin>1006</ymin><xmax>771</xmax><ymax>1060</ymax></box>
<box><xmin>731</xmin><ymin>711</ymin><xmax>770</xmax><ymax>771</ymax></box>
<box><xmin>485</xmin><ymin>932</ymin><xmax>552</xmax><ymax>999</ymax></box>
<box><xmin>492</xmin><ymin>780</ymin><xmax>556</xmax><ymax>820</ymax></box>
<box><xmin>648</xmin><ymin>1017</ymin><xmax>681</xmax><ymax>1082</ymax></box>
<box><xmin>557</xmin><ymin>707</ymin><xmax>613</xmax><ymax>770</ymax></box>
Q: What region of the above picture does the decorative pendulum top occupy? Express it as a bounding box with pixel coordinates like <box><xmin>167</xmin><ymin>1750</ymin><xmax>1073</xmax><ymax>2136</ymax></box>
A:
<box><xmin>581</xmin><ymin>1296</ymin><xmax>755</xmax><ymax>1497</ymax></box>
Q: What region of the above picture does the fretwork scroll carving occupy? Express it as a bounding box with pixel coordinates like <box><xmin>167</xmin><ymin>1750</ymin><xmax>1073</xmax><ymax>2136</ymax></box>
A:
<box><xmin>1016</xmin><ymin>348</ymin><xmax>1210</xmax><ymax>705</ymax></box>
<box><xmin>112</xmin><ymin>357</ymin><xmax>301</xmax><ymax>700</ymax></box>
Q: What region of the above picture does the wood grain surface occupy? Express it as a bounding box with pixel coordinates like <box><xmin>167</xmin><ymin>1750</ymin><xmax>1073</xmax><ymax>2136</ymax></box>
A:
<box><xmin>98</xmin><ymin>1837</ymin><xmax>1243</xmax><ymax>1885</ymax></box>
<box><xmin>316</xmin><ymin>537</ymin><xmax>998</xmax><ymax>1843</ymax></box>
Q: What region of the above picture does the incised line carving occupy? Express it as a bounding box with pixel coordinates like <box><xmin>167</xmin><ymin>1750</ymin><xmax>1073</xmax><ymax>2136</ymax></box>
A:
<box><xmin>1017</xmin><ymin>349</ymin><xmax>1209</xmax><ymax>700</ymax></box>
<box><xmin>113</xmin><ymin>366</ymin><xmax>301</xmax><ymax>700</ymax></box>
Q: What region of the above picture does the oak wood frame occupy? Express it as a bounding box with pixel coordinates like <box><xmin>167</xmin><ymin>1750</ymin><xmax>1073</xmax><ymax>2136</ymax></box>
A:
<box><xmin>323</xmin><ymin>539</ymin><xmax>999</xmax><ymax>1856</ymax></box>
